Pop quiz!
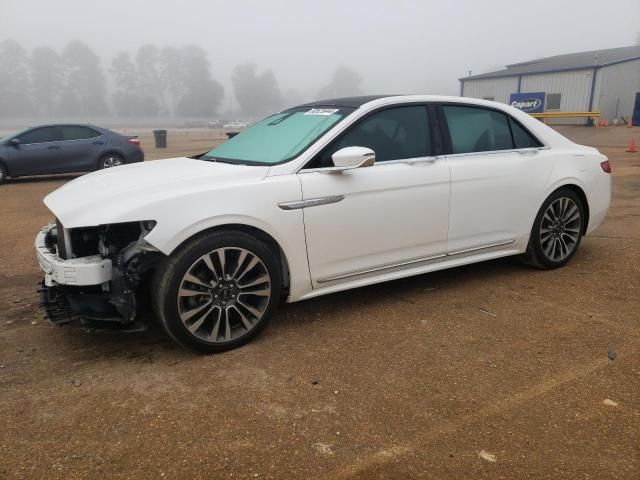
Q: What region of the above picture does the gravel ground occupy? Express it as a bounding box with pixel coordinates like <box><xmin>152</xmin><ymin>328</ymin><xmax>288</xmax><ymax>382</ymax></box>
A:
<box><xmin>0</xmin><ymin>126</ymin><xmax>638</xmax><ymax>479</ymax></box>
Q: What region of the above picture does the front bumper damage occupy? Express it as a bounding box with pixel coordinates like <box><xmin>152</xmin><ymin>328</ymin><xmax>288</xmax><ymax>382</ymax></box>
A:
<box><xmin>35</xmin><ymin>222</ymin><xmax>161</xmax><ymax>332</ymax></box>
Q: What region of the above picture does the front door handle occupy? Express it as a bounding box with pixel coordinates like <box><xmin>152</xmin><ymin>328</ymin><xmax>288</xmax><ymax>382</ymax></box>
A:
<box><xmin>92</xmin><ymin>141</ymin><xmax>104</xmax><ymax>145</ymax></box>
<box><xmin>47</xmin><ymin>145</ymin><xmax>60</xmax><ymax>150</ymax></box>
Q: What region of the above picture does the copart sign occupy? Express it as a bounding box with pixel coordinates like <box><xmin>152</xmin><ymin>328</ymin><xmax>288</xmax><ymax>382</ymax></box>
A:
<box><xmin>509</xmin><ymin>92</ymin><xmax>545</xmax><ymax>113</ymax></box>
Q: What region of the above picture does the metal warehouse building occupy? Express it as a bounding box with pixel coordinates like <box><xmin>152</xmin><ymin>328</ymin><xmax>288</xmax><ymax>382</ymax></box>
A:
<box><xmin>460</xmin><ymin>45</ymin><xmax>640</xmax><ymax>125</ymax></box>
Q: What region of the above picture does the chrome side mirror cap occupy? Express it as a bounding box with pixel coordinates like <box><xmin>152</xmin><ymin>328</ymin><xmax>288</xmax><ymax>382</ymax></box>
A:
<box><xmin>327</xmin><ymin>146</ymin><xmax>375</xmax><ymax>173</ymax></box>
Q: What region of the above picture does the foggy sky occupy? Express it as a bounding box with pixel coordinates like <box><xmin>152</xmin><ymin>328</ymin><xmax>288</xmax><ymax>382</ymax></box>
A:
<box><xmin>1</xmin><ymin>0</ymin><xmax>639</xmax><ymax>101</ymax></box>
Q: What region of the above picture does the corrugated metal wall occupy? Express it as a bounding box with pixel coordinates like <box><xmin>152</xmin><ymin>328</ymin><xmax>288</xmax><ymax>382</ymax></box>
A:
<box><xmin>520</xmin><ymin>69</ymin><xmax>593</xmax><ymax>124</ymax></box>
<box><xmin>461</xmin><ymin>77</ymin><xmax>518</xmax><ymax>104</ymax></box>
<box><xmin>593</xmin><ymin>59</ymin><xmax>640</xmax><ymax>122</ymax></box>
<box><xmin>462</xmin><ymin>68</ymin><xmax>599</xmax><ymax>125</ymax></box>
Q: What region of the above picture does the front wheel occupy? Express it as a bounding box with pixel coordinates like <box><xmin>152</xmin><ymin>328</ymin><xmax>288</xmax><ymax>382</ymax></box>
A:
<box><xmin>152</xmin><ymin>231</ymin><xmax>281</xmax><ymax>353</ymax></box>
<box><xmin>523</xmin><ymin>188</ymin><xmax>586</xmax><ymax>269</ymax></box>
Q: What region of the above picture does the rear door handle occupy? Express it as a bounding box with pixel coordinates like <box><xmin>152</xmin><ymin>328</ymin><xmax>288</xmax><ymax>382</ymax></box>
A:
<box><xmin>47</xmin><ymin>145</ymin><xmax>60</xmax><ymax>150</ymax></box>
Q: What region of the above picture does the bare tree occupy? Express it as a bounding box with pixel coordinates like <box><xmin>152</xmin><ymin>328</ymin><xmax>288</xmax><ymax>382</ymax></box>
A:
<box><xmin>232</xmin><ymin>63</ymin><xmax>283</xmax><ymax>117</ymax></box>
<box><xmin>159</xmin><ymin>46</ymin><xmax>183</xmax><ymax>115</ymax></box>
<box><xmin>317</xmin><ymin>66</ymin><xmax>363</xmax><ymax>98</ymax></box>
<box><xmin>30</xmin><ymin>47</ymin><xmax>63</xmax><ymax>117</ymax></box>
<box><xmin>57</xmin><ymin>40</ymin><xmax>108</xmax><ymax>116</ymax></box>
<box><xmin>175</xmin><ymin>45</ymin><xmax>224</xmax><ymax>117</ymax></box>
<box><xmin>136</xmin><ymin>45</ymin><xmax>165</xmax><ymax>114</ymax></box>
<box><xmin>0</xmin><ymin>40</ymin><xmax>33</xmax><ymax>117</ymax></box>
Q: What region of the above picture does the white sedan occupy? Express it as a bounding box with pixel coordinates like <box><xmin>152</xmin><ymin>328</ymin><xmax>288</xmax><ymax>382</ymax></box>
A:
<box><xmin>36</xmin><ymin>95</ymin><xmax>611</xmax><ymax>352</ymax></box>
<box><xmin>222</xmin><ymin>120</ymin><xmax>248</xmax><ymax>130</ymax></box>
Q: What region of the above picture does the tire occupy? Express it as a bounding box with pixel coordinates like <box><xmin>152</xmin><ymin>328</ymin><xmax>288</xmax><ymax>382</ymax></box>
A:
<box><xmin>151</xmin><ymin>230</ymin><xmax>282</xmax><ymax>353</ymax></box>
<box><xmin>0</xmin><ymin>163</ymin><xmax>7</xmax><ymax>184</ymax></box>
<box><xmin>523</xmin><ymin>188</ymin><xmax>586</xmax><ymax>269</ymax></box>
<box><xmin>98</xmin><ymin>153</ymin><xmax>124</xmax><ymax>170</ymax></box>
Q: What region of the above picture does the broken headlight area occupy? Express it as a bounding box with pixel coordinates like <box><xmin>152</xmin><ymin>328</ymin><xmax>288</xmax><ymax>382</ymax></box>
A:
<box><xmin>40</xmin><ymin>220</ymin><xmax>162</xmax><ymax>332</ymax></box>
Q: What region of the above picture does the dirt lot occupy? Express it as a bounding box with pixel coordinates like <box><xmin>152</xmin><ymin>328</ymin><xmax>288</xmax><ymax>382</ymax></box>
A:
<box><xmin>1</xmin><ymin>126</ymin><xmax>639</xmax><ymax>479</ymax></box>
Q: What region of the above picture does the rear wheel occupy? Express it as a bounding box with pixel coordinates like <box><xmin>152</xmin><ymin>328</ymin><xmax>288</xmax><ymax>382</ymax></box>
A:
<box><xmin>0</xmin><ymin>163</ymin><xmax>7</xmax><ymax>184</ymax></box>
<box><xmin>523</xmin><ymin>188</ymin><xmax>585</xmax><ymax>269</ymax></box>
<box><xmin>99</xmin><ymin>154</ymin><xmax>124</xmax><ymax>169</ymax></box>
<box><xmin>152</xmin><ymin>231</ymin><xmax>281</xmax><ymax>353</ymax></box>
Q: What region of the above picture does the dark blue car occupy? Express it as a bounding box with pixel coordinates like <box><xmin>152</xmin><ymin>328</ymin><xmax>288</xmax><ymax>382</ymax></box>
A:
<box><xmin>0</xmin><ymin>124</ymin><xmax>144</xmax><ymax>183</ymax></box>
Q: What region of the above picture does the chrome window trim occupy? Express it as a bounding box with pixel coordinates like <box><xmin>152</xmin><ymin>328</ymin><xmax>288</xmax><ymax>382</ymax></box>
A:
<box><xmin>298</xmin><ymin>155</ymin><xmax>439</xmax><ymax>174</ymax></box>
<box><xmin>444</xmin><ymin>146</ymin><xmax>547</xmax><ymax>159</ymax></box>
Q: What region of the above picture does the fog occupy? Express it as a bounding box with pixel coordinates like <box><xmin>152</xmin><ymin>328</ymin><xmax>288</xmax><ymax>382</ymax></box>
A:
<box><xmin>0</xmin><ymin>0</ymin><xmax>638</xmax><ymax>122</ymax></box>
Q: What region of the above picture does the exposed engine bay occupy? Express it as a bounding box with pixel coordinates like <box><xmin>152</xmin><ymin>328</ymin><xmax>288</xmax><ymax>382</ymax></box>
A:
<box><xmin>38</xmin><ymin>220</ymin><xmax>162</xmax><ymax>332</ymax></box>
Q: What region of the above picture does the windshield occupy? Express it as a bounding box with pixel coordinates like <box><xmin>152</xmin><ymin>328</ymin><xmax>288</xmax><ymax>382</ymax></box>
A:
<box><xmin>202</xmin><ymin>106</ymin><xmax>353</xmax><ymax>165</ymax></box>
<box><xmin>0</xmin><ymin>129</ymin><xmax>21</xmax><ymax>144</ymax></box>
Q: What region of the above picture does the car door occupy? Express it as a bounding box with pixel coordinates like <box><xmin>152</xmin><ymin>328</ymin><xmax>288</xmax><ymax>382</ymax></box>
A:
<box><xmin>59</xmin><ymin>126</ymin><xmax>106</xmax><ymax>172</ymax></box>
<box><xmin>5</xmin><ymin>126</ymin><xmax>65</xmax><ymax>176</ymax></box>
<box><xmin>439</xmin><ymin>103</ymin><xmax>555</xmax><ymax>254</ymax></box>
<box><xmin>297</xmin><ymin>104</ymin><xmax>450</xmax><ymax>287</ymax></box>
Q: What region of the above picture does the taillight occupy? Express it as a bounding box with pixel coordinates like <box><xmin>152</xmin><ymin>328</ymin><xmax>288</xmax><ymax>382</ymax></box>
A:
<box><xmin>600</xmin><ymin>159</ymin><xmax>611</xmax><ymax>173</ymax></box>
<box><xmin>127</xmin><ymin>138</ymin><xmax>140</xmax><ymax>146</ymax></box>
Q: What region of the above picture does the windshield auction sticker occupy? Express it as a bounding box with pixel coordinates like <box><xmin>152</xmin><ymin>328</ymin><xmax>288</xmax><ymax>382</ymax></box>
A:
<box><xmin>304</xmin><ymin>108</ymin><xmax>340</xmax><ymax>116</ymax></box>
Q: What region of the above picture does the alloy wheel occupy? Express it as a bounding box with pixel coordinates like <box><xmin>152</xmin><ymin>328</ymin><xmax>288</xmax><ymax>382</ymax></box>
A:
<box><xmin>176</xmin><ymin>247</ymin><xmax>272</xmax><ymax>343</ymax></box>
<box><xmin>103</xmin><ymin>156</ymin><xmax>123</xmax><ymax>168</ymax></box>
<box><xmin>539</xmin><ymin>197</ymin><xmax>581</xmax><ymax>262</ymax></box>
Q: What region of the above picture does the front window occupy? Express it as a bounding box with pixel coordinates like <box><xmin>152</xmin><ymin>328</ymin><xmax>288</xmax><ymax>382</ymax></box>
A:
<box><xmin>202</xmin><ymin>106</ymin><xmax>354</xmax><ymax>165</ymax></box>
<box><xmin>325</xmin><ymin>105</ymin><xmax>431</xmax><ymax>164</ymax></box>
<box><xmin>18</xmin><ymin>127</ymin><xmax>59</xmax><ymax>145</ymax></box>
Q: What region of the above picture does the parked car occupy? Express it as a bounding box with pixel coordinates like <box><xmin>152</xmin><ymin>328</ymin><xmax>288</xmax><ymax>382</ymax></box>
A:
<box><xmin>0</xmin><ymin>124</ymin><xmax>143</xmax><ymax>183</ymax></box>
<box><xmin>223</xmin><ymin>120</ymin><xmax>248</xmax><ymax>129</ymax></box>
<box><xmin>207</xmin><ymin>120</ymin><xmax>223</xmax><ymax>129</ymax></box>
<box><xmin>36</xmin><ymin>95</ymin><xmax>611</xmax><ymax>353</ymax></box>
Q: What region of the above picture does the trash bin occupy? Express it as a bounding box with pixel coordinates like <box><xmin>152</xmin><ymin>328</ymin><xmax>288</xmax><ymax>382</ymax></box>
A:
<box><xmin>226</xmin><ymin>132</ymin><xmax>239</xmax><ymax>139</ymax></box>
<box><xmin>153</xmin><ymin>129</ymin><xmax>167</xmax><ymax>148</ymax></box>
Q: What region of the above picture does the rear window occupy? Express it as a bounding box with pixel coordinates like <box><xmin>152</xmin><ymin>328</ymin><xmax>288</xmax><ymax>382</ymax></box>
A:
<box><xmin>443</xmin><ymin>106</ymin><xmax>513</xmax><ymax>154</ymax></box>
<box><xmin>61</xmin><ymin>126</ymin><xmax>101</xmax><ymax>141</ymax></box>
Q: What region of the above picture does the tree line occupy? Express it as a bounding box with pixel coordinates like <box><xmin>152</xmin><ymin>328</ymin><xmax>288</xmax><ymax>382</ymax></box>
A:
<box><xmin>0</xmin><ymin>39</ymin><xmax>364</xmax><ymax>119</ymax></box>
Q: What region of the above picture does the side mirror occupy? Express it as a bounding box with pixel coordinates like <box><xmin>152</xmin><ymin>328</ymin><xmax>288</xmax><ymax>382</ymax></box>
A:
<box><xmin>9</xmin><ymin>138</ymin><xmax>20</xmax><ymax>147</ymax></box>
<box><xmin>328</xmin><ymin>146</ymin><xmax>375</xmax><ymax>173</ymax></box>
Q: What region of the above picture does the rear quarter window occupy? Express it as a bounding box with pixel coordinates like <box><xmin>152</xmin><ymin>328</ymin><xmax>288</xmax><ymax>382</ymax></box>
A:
<box><xmin>509</xmin><ymin>118</ymin><xmax>542</xmax><ymax>149</ymax></box>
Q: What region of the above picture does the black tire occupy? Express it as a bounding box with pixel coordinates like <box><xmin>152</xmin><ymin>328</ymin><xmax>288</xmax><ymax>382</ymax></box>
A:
<box><xmin>151</xmin><ymin>230</ymin><xmax>282</xmax><ymax>353</ymax></box>
<box><xmin>98</xmin><ymin>153</ymin><xmax>124</xmax><ymax>170</ymax></box>
<box><xmin>522</xmin><ymin>188</ymin><xmax>586</xmax><ymax>269</ymax></box>
<box><xmin>0</xmin><ymin>162</ymin><xmax>7</xmax><ymax>184</ymax></box>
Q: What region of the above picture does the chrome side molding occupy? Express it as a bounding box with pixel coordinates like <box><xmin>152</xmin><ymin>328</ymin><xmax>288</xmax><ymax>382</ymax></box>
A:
<box><xmin>317</xmin><ymin>253</ymin><xmax>447</xmax><ymax>283</ymax></box>
<box><xmin>317</xmin><ymin>239</ymin><xmax>516</xmax><ymax>284</ymax></box>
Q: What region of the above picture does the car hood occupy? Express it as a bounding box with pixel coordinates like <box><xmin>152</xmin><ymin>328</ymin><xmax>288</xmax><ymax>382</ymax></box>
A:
<box><xmin>44</xmin><ymin>157</ymin><xmax>270</xmax><ymax>228</ymax></box>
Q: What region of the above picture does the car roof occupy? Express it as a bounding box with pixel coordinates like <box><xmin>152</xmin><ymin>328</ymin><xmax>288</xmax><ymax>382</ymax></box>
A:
<box><xmin>295</xmin><ymin>95</ymin><xmax>395</xmax><ymax>108</ymax></box>
<box><xmin>22</xmin><ymin>123</ymin><xmax>110</xmax><ymax>132</ymax></box>
<box><xmin>293</xmin><ymin>94</ymin><xmax>522</xmax><ymax>110</ymax></box>
<box><xmin>290</xmin><ymin>94</ymin><xmax>576</xmax><ymax>150</ymax></box>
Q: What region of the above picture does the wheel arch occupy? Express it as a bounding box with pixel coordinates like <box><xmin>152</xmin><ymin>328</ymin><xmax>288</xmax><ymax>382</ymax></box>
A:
<box><xmin>527</xmin><ymin>180</ymin><xmax>591</xmax><ymax>241</ymax></box>
<box><xmin>97</xmin><ymin>150</ymin><xmax>126</xmax><ymax>168</ymax></box>
<box><xmin>560</xmin><ymin>184</ymin><xmax>590</xmax><ymax>234</ymax></box>
<box><xmin>165</xmin><ymin>222</ymin><xmax>292</xmax><ymax>297</ymax></box>
<box><xmin>0</xmin><ymin>158</ymin><xmax>9</xmax><ymax>177</ymax></box>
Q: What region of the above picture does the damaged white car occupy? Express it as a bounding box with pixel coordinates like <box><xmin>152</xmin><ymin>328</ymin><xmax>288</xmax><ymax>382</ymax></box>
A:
<box><xmin>36</xmin><ymin>95</ymin><xmax>611</xmax><ymax>353</ymax></box>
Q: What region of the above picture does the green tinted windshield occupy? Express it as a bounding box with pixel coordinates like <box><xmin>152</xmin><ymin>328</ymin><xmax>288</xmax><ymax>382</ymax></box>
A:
<box><xmin>203</xmin><ymin>107</ymin><xmax>352</xmax><ymax>165</ymax></box>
